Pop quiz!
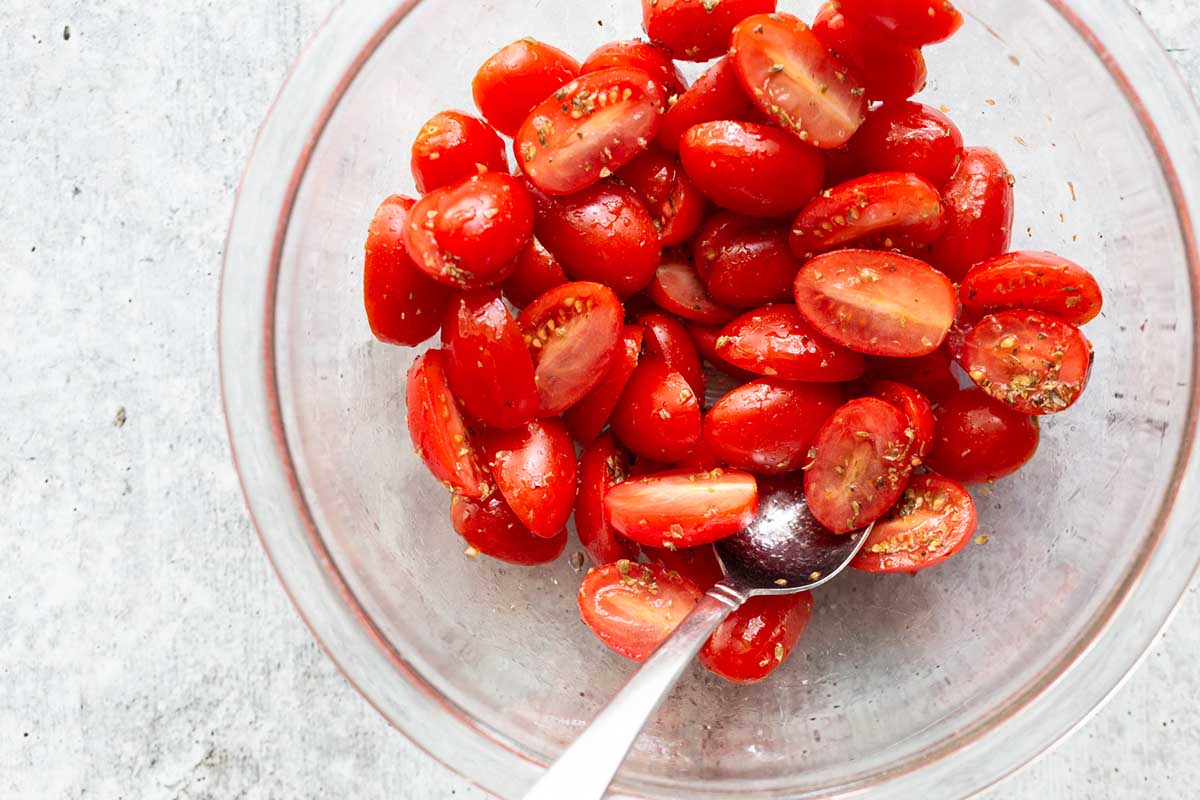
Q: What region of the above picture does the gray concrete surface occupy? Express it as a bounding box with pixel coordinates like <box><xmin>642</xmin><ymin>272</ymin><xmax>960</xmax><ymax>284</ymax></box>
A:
<box><xmin>1</xmin><ymin>0</ymin><xmax>1198</xmax><ymax>797</ymax></box>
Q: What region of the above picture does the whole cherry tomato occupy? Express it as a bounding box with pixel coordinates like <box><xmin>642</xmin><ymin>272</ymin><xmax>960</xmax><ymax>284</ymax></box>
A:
<box><xmin>575</xmin><ymin>434</ymin><xmax>639</xmax><ymax>566</ymax></box>
<box><xmin>642</xmin><ymin>0</ymin><xmax>778</xmax><ymax>61</ymax></box>
<box><xmin>811</xmin><ymin>3</ymin><xmax>927</xmax><ymax>104</ymax></box>
<box><xmin>582</xmin><ymin>39</ymin><xmax>688</xmax><ymax>99</ymax></box>
<box><xmin>473</xmin><ymin>39</ymin><xmax>581</xmax><ymax>136</ymax></box>
<box><xmin>925</xmin><ymin>388</ymin><xmax>1040</xmax><ymax>483</ymax></box>
<box><xmin>851</xmin><ymin>102</ymin><xmax>965</xmax><ymax>186</ymax></box>
<box><xmin>578</xmin><ymin>561</ymin><xmax>703</xmax><ymax>661</ymax></box>
<box><xmin>705</xmin><ymin>379</ymin><xmax>842</xmax><ymax>474</ymax></box>
<box><xmin>657</xmin><ymin>57</ymin><xmax>754</xmax><ymax>153</ymax></box>
<box><xmin>451</xmin><ymin>493</ymin><xmax>567</xmax><ymax>566</ymax></box>
<box><xmin>851</xmin><ymin>473</ymin><xmax>978</xmax><ymax>573</ymax></box>
<box><xmin>411</xmin><ymin>110</ymin><xmax>508</xmax><ymax>194</ymax></box>
<box><xmin>610</xmin><ymin>355</ymin><xmax>702</xmax><ymax>462</ymax></box>
<box><xmin>700</xmin><ymin>593</ymin><xmax>814</xmax><ymax>684</ymax></box>
<box><xmin>406</xmin><ymin>350</ymin><xmax>490</xmax><ymax>498</ymax></box>
<box><xmin>959</xmin><ymin>251</ymin><xmax>1104</xmax><ymax>326</ymax></box>
<box><xmin>930</xmin><ymin>147</ymin><xmax>1015</xmax><ymax>281</ymax></box>
<box><xmin>481</xmin><ymin>418</ymin><xmax>578</xmax><ymax>537</ymax></box>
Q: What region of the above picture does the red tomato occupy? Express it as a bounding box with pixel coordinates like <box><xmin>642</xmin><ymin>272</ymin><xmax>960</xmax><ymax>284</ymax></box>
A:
<box><xmin>822</xmin><ymin>144</ymin><xmax>867</xmax><ymax>187</ymax></box>
<box><xmin>945</xmin><ymin>308</ymin><xmax>973</xmax><ymax>366</ymax></box>
<box><xmin>515</xmin><ymin>68</ymin><xmax>666</xmax><ymax>196</ymax></box>
<box><xmin>789</xmin><ymin>172</ymin><xmax>945</xmax><ymax>257</ymax></box>
<box><xmin>363</xmin><ymin>195</ymin><xmax>452</xmax><ymax>346</ymax></box>
<box><xmin>680</xmin><ymin>121</ymin><xmax>825</xmax><ymax>219</ymax></box>
<box><xmin>960</xmin><ymin>251</ymin><xmax>1104</xmax><ymax>326</ymax></box>
<box><xmin>693</xmin><ymin>213</ymin><xmax>800</xmax><ymax>308</ymax></box>
<box><xmin>605</xmin><ymin>468</ymin><xmax>759</xmax><ymax>548</ymax></box>
<box><xmin>472</xmin><ymin>38</ymin><xmax>581</xmax><ymax>137</ymax></box>
<box><xmin>925</xmin><ymin>388</ymin><xmax>1040</xmax><ymax>483</ymax></box>
<box><xmin>404</xmin><ymin>173</ymin><xmax>534</xmax><ymax>288</ymax></box>
<box><xmin>865</xmin><ymin>349</ymin><xmax>960</xmax><ymax>405</ymax></box>
<box><xmin>851</xmin><ymin>102</ymin><xmax>964</xmax><ymax>186</ymax></box>
<box><xmin>405</xmin><ymin>351</ymin><xmax>490</xmax><ymax>498</ymax></box>
<box><xmin>575</xmin><ymin>434</ymin><xmax>639</xmax><ymax>566</ymax></box>
<box><xmin>700</xmin><ymin>593</ymin><xmax>813</xmax><ymax>684</ymax></box>
<box><xmin>480</xmin><ymin>419</ymin><xmax>577</xmax><ymax>537</ymax></box>
<box><xmin>963</xmin><ymin>311</ymin><xmax>1094</xmax><ymax>415</ymax></box>
<box><xmin>610</xmin><ymin>356</ymin><xmax>702</xmax><ymax>462</ymax></box>
<box><xmin>866</xmin><ymin>379</ymin><xmax>935</xmax><ymax>464</ymax></box>
<box><xmin>578</xmin><ymin>561</ymin><xmax>704</xmax><ymax>661</ymax></box>
<box><xmin>535</xmin><ymin>183</ymin><xmax>662</xmax><ymax>298</ymax></box>
<box><xmin>643</xmin><ymin>543</ymin><xmax>726</xmax><ymax>591</ymax></box>
<box><xmin>793</xmin><ymin>248</ymin><xmax>957</xmax><ymax>357</ymax></box>
<box><xmin>929</xmin><ymin>147</ymin><xmax>1015</xmax><ymax>281</ymax></box>
<box><xmin>716</xmin><ymin>304</ymin><xmax>866</xmax><ymax>382</ymax></box>
<box><xmin>639</xmin><ymin>311</ymin><xmax>706</xmax><ymax>399</ymax></box>
<box><xmin>838</xmin><ymin>0</ymin><xmax>964</xmax><ymax>46</ymax></box>
<box><xmin>502</xmin><ymin>238</ymin><xmax>568</xmax><ymax>309</ymax></box>
<box><xmin>441</xmin><ymin>290</ymin><xmax>539</xmax><ymax>430</ymax></box>
<box><xmin>804</xmin><ymin>397</ymin><xmax>913</xmax><ymax>533</ymax></box>
<box><xmin>410</xmin><ymin>111</ymin><xmax>508</xmax><ymax>195</ymax></box>
<box><xmin>687</xmin><ymin>322</ymin><xmax>761</xmax><ymax>382</ymax></box>
<box><xmin>616</xmin><ymin>149</ymin><xmax>707</xmax><ymax>247</ymax></box>
<box><xmin>519</xmin><ymin>281</ymin><xmax>624</xmax><ymax>415</ymax></box>
<box><xmin>451</xmin><ymin>493</ymin><xmax>567</xmax><ymax>566</ymax></box>
<box><xmin>731</xmin><ymin>13</ymin><xmax>868</xmax><ymax>149</ymax></box>
<box><xmin>706</xmin><ymin>379</ymin><xmax>842</xmax><ymax>474</ymax></box>
<box><xmin>851</xmin><ymin>473</ymin><xmax>977</xmax><ymax>573</ymax></box>
<box><xmin>582</xmin><ymin>39</ymin><xmax>688</xmax><ymax>99</ymax></box>
<box><xmin>811</xmin><ymin>3</ymin><xmax>927</xmax><ymax>104</ymax></box>
<box><xmin>647</xmin><ymin>258</ymin><xmax>741</xmax><ymax>324</ymax></box>
<box><xmin>565</xmin><ymin>324</ymin><xmax>644</xmax><ymax>444</ymax></box>
<box><xmin>657</xmin><ymin>57</ymin><xmax>754</xmax><ymax>153</ymax></box>
<box><xmin>642</xmin><ymin>0</ymin><xmax>778</xmax><ymax>61</ymax></box>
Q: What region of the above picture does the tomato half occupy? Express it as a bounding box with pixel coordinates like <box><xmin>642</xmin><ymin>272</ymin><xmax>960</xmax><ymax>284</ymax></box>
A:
<box><xmin>866</xmin><ymin>379</ymin><xmax>935</xmax><ymax>464</ymax></box>
<box><xmin>578</xmin><ymin>561</ymin><xmax>704</xmax><ymax>662</ymax></box>
<box><xmin>564</xmin><ymin>324</ymin><xmax>644</xmax><ymax>444</ymax></box>
<box><xmin>657</xmin><ymin>57</ymin><xmax>755</xmax><ymax>153</ymax></box>
<box><xmin>472</xmin><ymin>38</ymin><xmax>581</xmax><ymax>137</ymax></box>
<box><xmin>643</xmin><ymin>543</ymin><xmax>726</xmax><ymax>591</ymax></box>
<box><xmin>687</xmin><ymin>322</ymin><xmax>762</xmax><ymax>382</ymax></box>
<box><xmin>789</xmin><ymin>172</ymin><xmax>945</xmax><ymax>257</ymax></box>
<box><xmin>642</xmin><ymin>0</ymin><xmax>778</xmax><ymax>61</ymax></box>
<box><xmin>605</xmin><ymin>468</ymin><xmax>759</xmax><ymax>548</ymax></box>
<box><xmin>716</xmin><ymin>304</ymin><xmax>866</xmax><ymax>382</ymax></box>
<box><xmin>811</xmin><ymin>3</ymin><xmax>927</xmax><ymax>104</ymax></box>
<box><xmin>410</xmin><ymin>110</ymin><xmax>509</xmax><ymax>194</ymax></box>
<box><xmin>405</xmin><ymin>350</ymin><xmax>490</xmax><ymax>498</ymax></box>
<box><xmin>925</xmin><ymin>388</ymin><xmax>1040</xmax><ymax>483</ymax></box>
<box><xmin>502</xmin><ymin>238</ymin><xmax>568</xmax><ymax>309</ymax></box>
<box><xmin>451</xmin><ymin>493</ymin><xmax>567</xmax><ymax>566</ymax></box>
<box><xmin>838</xmin><ymin>0</ymin><xmax>964</xmax><ymax>46</ymax></box>
<box><xmin>960</xmin><ymin>251</ymin><xmax>1104</xmax><ymax>326</ymax></box>
<box><xmin>610</xmin><ymin>356</ymin><xmax>703</xmax><ymax>462</ymax></box>
<box><xmin>706</xmin><ymin>379</ymin><xmax>842</xmax><ymax>474</ymax></box>
<box><xmin>575</xmin><ymin>434</ymin><xmax>639</xmax><ymax>565</ymax></box>
<box><xmin>700</xmin><ymin>593</ymin><xmax>813</xmax><ymax>684</ymax></box>
<box><xmin>582</xmin><ymin>39</ymin><xmax>688</xmax><ymax>99</ymax></box>
<box><xmin>481</xmin><ymin>418</ymin><xmax>577</xmax><ymax>537</ymax></box>
<box><xmin>616</xmin><ymin>149</ymin><xmax>707</xmax><ymax>247</ymax></box>
<box><xmin>646</xmin><ymin>258</ymin><xmax>741</xmax><ymax>324</ymax></box>
<box><xmin>851</xmin><ymin>102</ymin><xmax>964</xmax><ymax>186</ymax></box>
<box><xmin>851</xmin><ymin>473</ymin><xmax>977</xmax><ymax>573</ymax></box>
<box><xmin>639</xmin><ymin>311</ymin><xmax>706</xmax><ymax>399</ymax></box>
<box><xmin>929</xmin><ymin>147</ymin><xmax>1015</xmax><ymax>281</ymax></box>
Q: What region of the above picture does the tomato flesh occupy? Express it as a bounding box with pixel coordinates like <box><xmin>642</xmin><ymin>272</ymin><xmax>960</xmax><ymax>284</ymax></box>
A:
<box><xmin>610</xmin><ymin>356</ymin><xmax>702</xmax><ymax>462</ymax></box>
<box><xmin>838</xmin><ymin>0</ymin><xmax>964</xmax><ymax>46</ymax></box>
<box><xmin>502</xmin><ymin>238</ymin><xmax>568</xmax><ymax>309</ymax></box>
<box><xmin>851</xmin><ymin>102</ymin><xmax>964</xmax><ymax>186</ymax></box>
<box><xmin>811</xmin><ymin>3</ymin><xmax>927</xmax><ymax>104</ymax></box>
<box><xmin>578</xmin><ymin>561</ymin><xmax>703</xmax><ymax>661</ymax></box>
<box><xmin>716</xmin><ymin>304</ymin><xmax>866</xmax><ymax>382</ymax></box>
<box><xmin>930</xmin><ymin>147</ymin><xmax>1015</xmax><ymax>281</ymax></box>
<box><xmin>452</xmin><ymin>493</ymin><xmax>567</xmax><ymax>565</ymax></box>
<box><xmin>616</xmin><ymin>149</ymin><xmax>707</xmax><ymax>247</ymax></box>
<box><xmin>575</xmin><ymin>434</ymin><xmax>639</xmax><ymax>565</ymax></box>
<box><xmin>789</xmin><ymin>172</ymin><xmax>945</xmax><ymax>256</ymax></box>
<box><xmin>960</xmin><ymin>251</ymin><xmax>1104</xmax><ymax>326</ymax></box>
<box><xmin>405</xmin><ymin>350</ymin><xmax>490</xmax><ymax>498</ymax></box>
<box><xmin>564</xmin><ymin>324</ymin><xmax>644</xmax><ymax>444</ymax></box>
<box><xmin>926</xmin><ymin>388</ymin><xmax>1040</xmax><ymax>483</ymax></box>
<box><xmin>582</xmin><ymin>39</ymin><xmax>688</xmax><ymax>99</ymax></box>
<box><xmin>481</xmin><ymin>419</ymin><xmax>578</xmax><ymax>538</ymax></box>
<box><xmin>851</xmin><ymin>473</ymin><xmax>978</xmax><ymax>573</ymax></box>
<box><xmin>657</xmin><ymin>57</ymin><xmax>755</xmax><ymax>153</ymax></box>
<box><xmin>866</xmin><ymin>379</ymin><xmax>935</xmax><ymax>464</ymax></box>
<box><xmin>706</xmin><ymin>379</ymin><xmax>842</xmax><ymax>474</ymax></box>
<box><xmin>700</xmin><ymin>593</ymin><xmax>813</xmax><ymax>684</ymax></box>
<box><xmin>411</xmin><ymin>110</ymin><xmax>509</xmax><ymax>194</ymax></box>
<box><xmin>647</xmin><ymin>258</ymin><xmax>741</xmax><ymax>324</ymax></box>
<box><xmin>639</xmin><ymin>311</ymin><xmax>706</xmax><ymax>400</ymax></box>
<box><xmin>605</xmin><ymin>468</ymin><xmax>759</xmax><ymax>548</ymax></box>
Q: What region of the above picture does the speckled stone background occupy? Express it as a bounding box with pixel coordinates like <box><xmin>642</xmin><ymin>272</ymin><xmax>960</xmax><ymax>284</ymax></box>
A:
<box><xmin>2</xmin><ymin>1</ymin><xmax>1198</xmax><ymax>797</ymax></box>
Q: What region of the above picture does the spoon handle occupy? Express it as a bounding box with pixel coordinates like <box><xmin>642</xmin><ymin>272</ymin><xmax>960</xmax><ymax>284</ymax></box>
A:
<box><xmin>524</xmin><ymin>582</ymin><xmax>748</xmax><ymax>800</ymax></box>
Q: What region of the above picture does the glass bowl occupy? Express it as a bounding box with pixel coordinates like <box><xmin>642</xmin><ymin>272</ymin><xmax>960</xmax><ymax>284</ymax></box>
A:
<box><xmin>220</xmin><ymin>1</ymin><xmax>1200</xmax><ymax>797</ymax></box>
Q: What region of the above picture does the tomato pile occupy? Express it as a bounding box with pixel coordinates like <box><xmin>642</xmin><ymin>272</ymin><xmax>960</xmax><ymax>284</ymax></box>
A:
<box><xmin>363</xmin><ymin>0</ymin><xmax>1103</xmax><ymax>685</ymax></box>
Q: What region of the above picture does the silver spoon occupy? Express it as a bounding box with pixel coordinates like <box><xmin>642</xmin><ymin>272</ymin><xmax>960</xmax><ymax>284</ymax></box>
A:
<box><xmin>525</xmin><ymin>475</ymin><xmax>873</xmax><ymax>800</ymax></box>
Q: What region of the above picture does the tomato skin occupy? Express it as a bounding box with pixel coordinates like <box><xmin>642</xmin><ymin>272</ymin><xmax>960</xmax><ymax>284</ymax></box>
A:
<box><xmin>480</xmin><ymin>418</ymin><xmax>578</xmax><ymax>538</ymax></box>
<box><xmin>694</xmin><ymin>214</ymin><xmax>799</xmax><ymax>308</ymax></box>
<box><xmin>700</xmin><ymin>593</ymin><xmax>813</xmax><ymax>684</ymax></box>
<box><xmin>515</xmin><ymin>68</ymin><xmax>666</xmax><ymax>196</ymax></box>
<box><xmin>706</xmin><ymin>379</ymin><xmax>842</xmax><ymax>474</ymax></box>
<box><xmin>610</xmin><ymin>356</ymin><xmax>702</xmax><ymax>462</ymax></box>
<box><xmin>789</xmin><ymin>172</ymin><xmax>945</xmax><ymax>257</ymax></box>
<box><xmin>578</xmin><ymin>562</ymin><xmax>704</xmax><ymax>662</ymax></box>
<box><xmin>687</xmin><ymin>322</ymin><xmax>761</xmax><ymax>382</ymax></box>
<box><xmin>582</xmin><ymin>39</ymin><xmax>688</xmax><ymax>99</ymax></box>
<box><xmin>929</xmin><ymin>147</ymin><xmax>1015</xmax><ymax>281</ymax></box>
<box><xmin>680</xmin><ymin>121</ymin><xmax>825</xmax><ymax>218</ymax></box>
<box><xmin>811</xmin><ymin>3</ymin><xmax>927</xmax><ymax>104</ymax></box>
<box><xmin>851</xmin><ymin>473</ymin><xmax>978</xmax><ymax>573</ymax></box>
<box><xmin>960</xmin><ymin>251</ymin><xmax>1104</xmax><ymax>326</ymax></box>
<box><xmin>472</xmin><ymin>39</ymin><xmax>581</xmax><ymax>137</ymax></box>
<box><xmin>535</xmin><ymin>183</ymin><xmax>662</xmax><ymax>298</ymax></box>
<box><xmin>641</xmin><ymin>0</ymin><xmax>777</xmax><ymax>61</ymax></box>
<box><xmin>405</xmin><ymin>350</ymin><xmax>490</xmax><ymax>498</ymax></box>
<box><xmin>866</xmin><ymin>379</ymin><xmax>935</xmax><ymax>464</ymax></box>
<box><xmin>865</xmin><ymin>349</ymin><xmax>960</xmax><ymax>405</ymax></box>
<box><xmin>643</xmin><ymin>543</ymin><xmax>726</xmax><ymax>591</ymax></box>
<box><xmin>639</xmin><ymin>311</ymin><xmax>706</xmax><ymax>400</ymax></box>
<box><xmin>451</xmin><ymin>493</ymin><xmax>567</xmax><ymax>566</ymax></box>
<box><xmin>717</xmin><ymin>305</ymin><xmax>866</xmax><ymax>383</ymax></box>
<box><xmin>657</xmin><ymin>57</ymin><xmax>754</xmax><ymax>153</ymax></box>
<box><xmin>925</xmin><ymin>388</ymin><xmax>1040</xmax><ymax>483</ymax></box>
<box><xmin>502</xmin><ymin>238</ymin><xmax>568</xmax><ymax>309</ymax></box>
<box><xmin>616</xmin><ymin>149</ymin><xmax>707</xmax><ymax>247</ymax></box>
<box><xmin>822</xmin><ymin>144</ymin><xmax>867</xmax><ymax>188</ymax></box>
<box><xmin>605</xmin><ymin>468</ymin><xmax>759</xmax><ymax>548</ymax></box>
<box><xmin>576</xmin><ymin>434</ymin><xmax>639</xmax><ymax>566</ymax></box>
<box><xmin>363</xmin><ymin>195</ymin><xmax>452</xmax><ymax>346</ymax></box>
<box><xmin>411</xmin><ymin>111</ymin><xmax>508</xmax><ymax>195</ymax></box>
<box><xmin>838</xmin><ymin>0</ymin><xmax>964</xmax><ymax>46</ymax></box>
<box><xmin>564</xmin><ymin>325</ymin><xmax>644</xmax><ymax>444</ymax></box>
<box><xmin>647</xmin><ymin>258</ymin><xmax>741</xmax><ymax>325</ymax></box>
<box><xmin>851</xmin><ymin>102</ymin><xmax>964</xmax><ymax>186</ymax></box>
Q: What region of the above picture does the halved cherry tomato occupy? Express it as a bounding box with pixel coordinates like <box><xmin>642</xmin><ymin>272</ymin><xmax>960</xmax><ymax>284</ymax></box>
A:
<box><xmin>925</xmin><ymin>388</ymin><xmax>1040</xmax><ymax>483</ymax></box>
<box><xmin>578</xmin><ymin>561</ymin><xmax>704</xmax><ymax>661</ymax></box>
<box><xmin>515</xmin><ymin>67</ymin><xmax>666</xmax><ymax>196</ymax></box>
<box><xmin>441</xmin><ymin>290</ymin><xmax>539</xmax><ymax>429</ymax></box>
<box><xmin>642</xmin><ymin>0</ymin><xmax>778</xmax><ymax>61</ymax></box>
<box><xmin>405</xmin><ymin>350</ymin><xmax>489</xmax><ymax>498</ymax></box>
<box><xmin>731</xmin><ymin>13</ymin><xmax>867</xmax><ymax>149</ymax></box>
<box><xmin>960</xmin><ymin>251</ymin><xmax>1104</xmax><ymax>326</ymax></box>
<box><xmin>700</xmin><ymin>592</ymin><xmax>813</xmax><ymax>684</ymax></box>
<box><xmin>610</xmin><ymin>355</ymin><xmax>702</xmax><ymax>461</ymax></box>
<box><xmin>565</xmin><ymin>324</ymin><xmax>644</xmax><ymax>444</ymax></box>
<box><xmin>451</xmin><ymin>493</ymin><xmax>567</xmax><ymax>566</ymax></box>
<box><xmin>472</xmin><ymin>38</ymin><xmax>581</xmax><ymax>137</ymax></box>
<box><xmin>535</xmin><ymin>183</ymin><xmax>662</xmax><ymax>298</ymax></box>
<box><xmin>866</xmin><ymin>379</ymin><xmax>935</xmax><ymax>464</ymax></box>
<box><xmin>576</xmin><ymin>434</ymin><xmax>639</xmax><ymax>565</ymax></box>
<box><xmin>363</xmin><ymin>195</ymin><xmax>452</xmax><ymax>346</ymax></box>
<box><xmin>804</xmin><ymin>397</ymin><xmax>913</xmax><ymax>533</ymax></box>
<box><xmin>519</xmin><ymin>281</ymin><xmax>624</xmax><ymax>415</ymax></box>
<box><xmin>693</xmin><ymin>213</ymin><xmax>801</xmax><ymax>308</ymax></box>
<box><xmin>963</xmin><ymin>310</ymin><xmax>1094</xmax><ymax>415</ymax></box>
<box><xmin>410</xmin><ymin>110</ymin><xmax>509</xmax><ymax>194</ymax></box>
<box><xmin>851</xmin><ymin>102</ymin><xmax>964</xmax><ymax>186</ymax></box>
<box><xmin>480</xmin><ymin>418</ymin><xmax>577</xmax><ymax>537</ymax></box>
<box><xmin>502</xmin><ymin>238</ymin><xmax>568</xmax><ymax>309</ymax></box>
<box><xmin>687</xmin><ymin>322</ymin><xmax>761</xmax><ymax>382</ymax></box>
<box><xmin>657</xmin><ymin>57</ymin><xmax>755</xmax><ymax>153</ymax></box>
<box><xmin>616</xmin><ymin>149</ymin><xmax>707</xmax><ymax>247</ymax></box>
<box><xmin>706</xmin><ymin>379</ymin><xmax>842</xmax><ymax>474</ymax></box>
<box><xmin>639</xmin><ymin>311</ymin><xmax>706</xmax><ymax>399</ymax></box>
<box><xmin>404</xmin><ymin>172</ymin><xmax>534</xmax><ymax>288</ymax></box>
<box><xmin>945</xmin><ymin>308</ymin><xmax>972</xmax><ymax>366</ymax></box>
<box><xmin>865</xmin><ymin>348</ymin><xmax>960</xmax><ymax>405</ymax></box>
<box><xmin>605</xmin><ymin>468</ymin><xmax>759</xmax><ymax>548</ymax></box>
<box><xmin>930</xmin><ymin>147</ymin><xmax>1015</xmax><ymax>281</ymax></box>
<box><xmin>838</xmin><ymin>0</ymin><xmax>964</xmax><ymax>46</ymax></box>
<box><xmin>851</xmin><ymin>473</ymin><xmax>977</xmax><ymax>573</ymax></box>
<box><xmin>793</xmin><ymin>248</ymin><xmax>957</xmax><ymax>357</ymax></box>
<box><xmin>647</xmin><ymin>258</ymin><xmax>740</xmax><ymax>324</ymax></box>
<box><xmin>789</xmin><ymin>172</ymin><xmax>945</xmax><ymax>257</ymax></box>
<box><xmin>582</xmin><ymin>39</ymin><xmax>688</xmax><ymax>99</ymax></box>
<box><xmin>680</xmin><ymin>121</ymin><xmax>825</xmax><ymax>218</ymax></box>
<box><xmin>643</xmin><ymin>543</ymin><xmax>726</xmax><ymax>591</ymax></box>
<box><xmin>811</xmin><ymin>3</ymin><xmax>926</xmax><ymax>104</ymax></box>
<box><xmin>716</xmin><ymin>305</ymin><xmax>866</xmax><ymax>382</ymax></box>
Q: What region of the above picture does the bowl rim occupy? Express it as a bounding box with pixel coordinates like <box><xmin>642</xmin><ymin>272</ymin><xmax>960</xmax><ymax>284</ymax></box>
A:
<box><xmin>219</xmin><ymin>1</ymin><xmax>1200</xmax><ymax>798</ymax></box>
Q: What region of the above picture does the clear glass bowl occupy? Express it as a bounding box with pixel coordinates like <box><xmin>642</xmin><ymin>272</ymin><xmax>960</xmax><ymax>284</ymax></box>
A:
<box><xmin>220</xmin><ymin>1</ymin><xmax>1200</xmax><ymax>797</ymax></box>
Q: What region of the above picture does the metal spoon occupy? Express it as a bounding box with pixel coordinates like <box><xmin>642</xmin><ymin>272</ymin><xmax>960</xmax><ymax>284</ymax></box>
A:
<box><xmin>525</xmin><ymin>476</ymin><xmax>873</xmax><ymax>800</ymax></box>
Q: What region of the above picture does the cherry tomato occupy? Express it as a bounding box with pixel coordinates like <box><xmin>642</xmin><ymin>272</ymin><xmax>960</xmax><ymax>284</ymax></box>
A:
<box><xmin>639</xmin><ymin>311</ymin><xmax>706</xmax><ymax>399</ymax></box>
<box><xmin>582</xmin><ymin>39</ymin><xmax>688</xmax><ymax>99</ymax></box>
<box><xmin>960</xmin><ymin>251</ymin><xmax>1104</xmax><ymax>326</ymax></box>
<box><xmin>716</xmin><ymin>304</ymin><xmax>866</xmax><ymax>382</ymax></box>
<box><xmin>925</xmin><ymin>388</ymin><xmax>1040</xmax><ymax>483</ymax></box>
<box><xmin>700</xmin><ymin>592</ymin><xmax>813</xmax><ymax>684</ymax></box>
<box><xmin>793</xmin><ymin>248</ymin><xmax>958</xmax><ymax>357</ymax></box>
<box><xmin>646</xmin><ymin>258</ymin><xmax>740</xmax><ymax>324</ymax></box>
<box><xmin>480</xmin><ymin>419</ymin><xmax>577</xmax><ymax>538</ymax></box>
<box><xmin>441</xmin><ymin>290</ymin><xmax>539</xmax><ymax>430</ymax></box>
<box><xmin>963</xmin><ymin>310</ymin><xmax>1094</xmax><ymax>415</ymax></box>
<box><xmin>643</xmin><ymin>543</ymin><xmax>725</xmax><ymax>591</ymax></box>
<box><xmin>404</xmin><ymin>172</ymin><xmax>535</xmax><ymax>288</ymax></box>
<box><xmin>605</xmin><ymin>468</ymin><xmax>759</xmax><ymax>548</ymax></box>
<box><xmin>811</xmin><ymin>3</ymin><xmax>927</xmax><ymax>104</ymax></box>
<box><xmin>502</xmin><ymin>238</ymin><xmax>568</xmax><ymax>309</ymax></box>
<box><xmin>851</xmin><ymin>473</ymin><xmax>978</xmax><ymax>573</ymax></box>
<box><xmin>687</xmin><ymin>322</ymin><xmax>761</xmax><ymax>382</ymax></box>
<box><xmin>789</xmin><ymin>172</ymin><xmax>945</xmax><ymax>257</ymax></box>
<box><xmin>616</xmin><ymin>149</ymin><xmax>707</xmax><ymax>247</ymax></box>
<box><xmin>451</xmin><ymin>493</ymin><xmax>567</xmax><ymax>566</ymax></box>
<box><xmin>866</xmin><ymin>379</ymin><xmax>935</xmax><ymax>464</ymax></box>
<box><xmin>363</xmin><ymin>195</ymin><xmax>452</xmax><ymax>346</ymax></box>
<box><xmin>929</xmin><ymin>147</ymin><xmax>1015</xmax><ymax>281</ymax></box>
<box><xmin>706</xmin><ymin>379</ymin><xmax>842</xmax><ymax>474</ymax></box>
<box><xmin>838</xmin><ymin>0</ymin><xmax>964</xmax><ymax>46</ymax></box>
<box><xmin>405</xmin><ymin>350</ymin><xmax>489</xmax><ymax>498</ymax></box>
<box><xmin>519</xmin><ymin>281</ymin><xmax>624</xmax><ymax>415</ymax></box>
<box><xmin>641</xmin><ymin>0</ymin><xmax>777</xmax><ymax>61</ymax></box>
<box><xmin>693</xmin><ymin>213</ymin><xmax>801</xmax><ymax>308</ymax></box>
<box><xmin>865</xmin><ymin>348</ymin><xmax>960</xmax><ymax>405</ymax></box>
<box><xmin>576</xmin><ymin>434</ymin><xmax>639</xmax><ymax>565</ymax></box>
<box><xmin>945</xmin><ymin>308</ymin><xmax>973</xmax><ymax>366</ymax></box>
<box><xmin>535</xmin><ymin>183</ymin><xmax>662</xmax><ymax>298</ymax></box>
<box><xmin>679</xmin><ymin>121</ymin><xmax>825</xmax><ymax>218</ymax></box>
<box><xmin>410</xmin><ymin>111</ymin><xmax>508</xmax><ymax>195</ymax></box>
<box><xmin>851</xmin><ymin>102</ymin><xmax>964</xmax><ymax>186</ymax></box>
<box><xmin>565</xmin><ymin>324</ymin><xmax>644</xmax><ymax>444</ymax></box>
<box><xmin>578</xmin><ymin>561</ymin><xmax>703</xmax><ymax>661</ymax></box>
<box><xmin>657</xmin><ymin>57</ymin><xmax>755</xmax><ymax>153</ymax></box>
<box><xmin>804</xmin><ymin>397</ymin><xmax>913</xmax><ymax>533</ymax></box>
<box><xmin>731</xmin><ymin>13</ymin><xmax>868</xmax><ymax>149</ymax></box>
<box><xmin>472</xmin><ymin>38</ymin><xmax>581</xmax><ymax>137</ymax></box>
<box><xmin>515</xmin><ymin>67</ymin><xmax>666</xmax><ymax>196</ymax></box>
<box><xmin>610</xmin><ymin>356</ymin><xmax>702</xmax><ymax>462</ymax></box>
<box><xmin>822</xmin><ymin>144</ymin><xmax>867</xmax><ymax>187</ymax></box>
